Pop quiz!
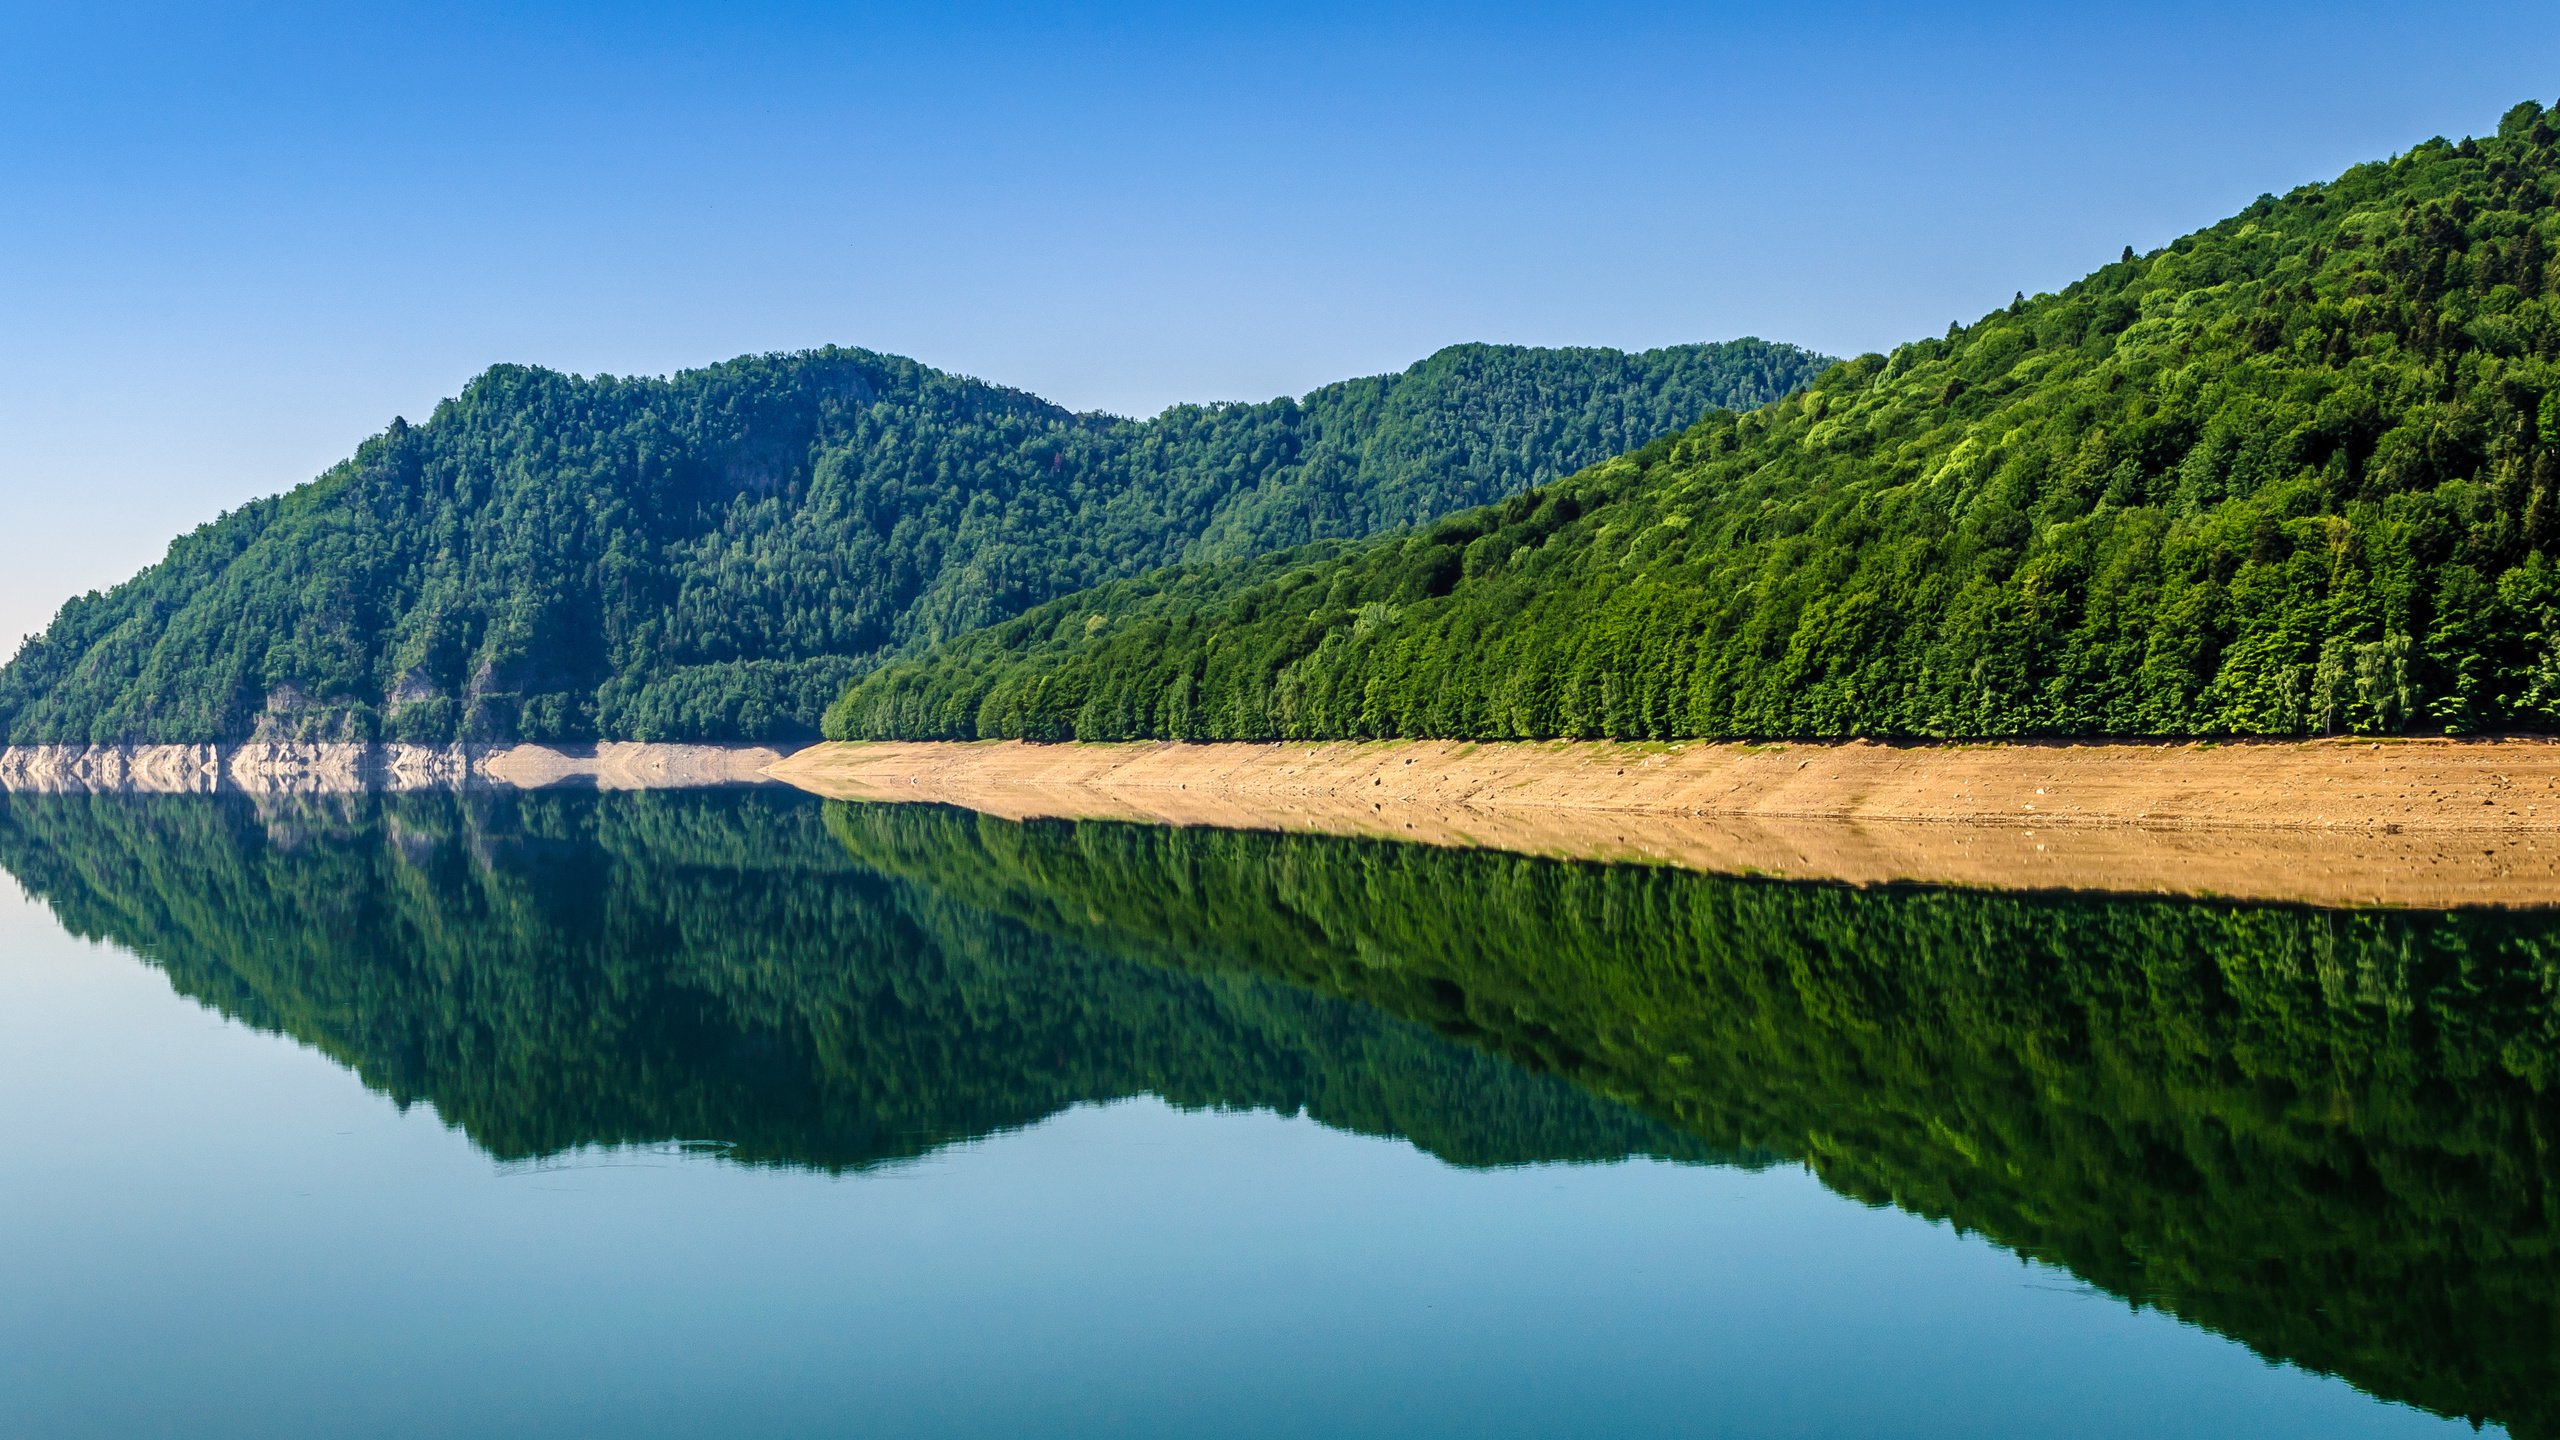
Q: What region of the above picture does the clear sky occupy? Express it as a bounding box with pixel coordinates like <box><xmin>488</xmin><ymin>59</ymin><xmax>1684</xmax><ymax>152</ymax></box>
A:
<box><xmin>4</xmin><ymin>1</ymin><xmax>2557</xmax><ymax>653</ymax></box>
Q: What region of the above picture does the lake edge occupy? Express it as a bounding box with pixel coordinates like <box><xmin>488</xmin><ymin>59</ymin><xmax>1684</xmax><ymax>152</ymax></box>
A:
<box><xmin>772</xmin><ymin>737</ymin><xmax>2560</xmax><ymax>909</ymax></box>
<box><xmin>0</xmin><ymin>740</ymin><xmax>787</xmax><ymax>793</ymax></box>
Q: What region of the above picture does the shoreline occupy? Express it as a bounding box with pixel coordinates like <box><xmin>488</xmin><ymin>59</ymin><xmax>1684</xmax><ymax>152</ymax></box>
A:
<box><xmin>0</xmin><ymin>741</ymin><xmax>786</xmax><ymax>795</ymax></box>
<box><xmin>769</xmin><ymin>737</ymin><xmax>2560</xmax><ymax>909</ymax></box>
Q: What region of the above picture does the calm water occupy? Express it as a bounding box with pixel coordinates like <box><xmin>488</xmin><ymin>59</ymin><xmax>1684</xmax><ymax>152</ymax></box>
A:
<box><xmin>0</xmin><ymin>789</ymin><xmax>2547</xmax><ymax>1438</ymax></box>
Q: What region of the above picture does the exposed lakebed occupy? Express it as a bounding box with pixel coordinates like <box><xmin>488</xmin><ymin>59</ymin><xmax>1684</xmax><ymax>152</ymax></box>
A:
<box><xmin>778</xmin><ymin>736</ymin><xmax>2560</xmax><ymax>908</ymax></box>
<box><xmin>0</xmin><ymin>786</ymin><xmax>2547</xmax><ymax>1437</ymax></box>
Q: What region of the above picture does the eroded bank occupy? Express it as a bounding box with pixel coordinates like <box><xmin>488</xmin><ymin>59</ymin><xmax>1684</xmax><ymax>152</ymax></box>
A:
<box><xmin>771</xmin><ymin>737</ymin><xmax>2560</xmax><ymax>908</ymax></box>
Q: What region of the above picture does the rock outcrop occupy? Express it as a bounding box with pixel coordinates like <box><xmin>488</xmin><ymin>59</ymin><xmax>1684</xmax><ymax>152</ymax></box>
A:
<box><xmin>0</xmin><ymin>742</ymin><xmax>787</xmax><ymax>794</ymax></box>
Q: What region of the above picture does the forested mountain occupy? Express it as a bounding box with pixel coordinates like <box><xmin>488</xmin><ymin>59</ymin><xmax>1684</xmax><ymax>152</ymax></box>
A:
<box><xmin>0</xmin><ymin>340</ymin><xmax>1826</xmax><ymax>744</ymax></box>
<box><xmin>832</xmin><ymin>100</ymin><xmax>2560</xmax><ymax>743</ymax></box>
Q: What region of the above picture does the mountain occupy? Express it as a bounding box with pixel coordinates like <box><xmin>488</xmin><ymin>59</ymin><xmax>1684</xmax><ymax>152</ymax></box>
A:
<box><xmin>829</xmin><ymin>100</ymin><xmax>2560</xmax><ymax>743</ymax></box>
<box><xmin>0</xmin><ymin>339</ymin><xmax>1828</xmax><ymax>744</ymax></box>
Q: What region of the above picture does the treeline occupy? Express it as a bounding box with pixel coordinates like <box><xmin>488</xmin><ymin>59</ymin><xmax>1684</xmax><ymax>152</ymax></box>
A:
<box><xmin>832</xmin><ymin>100</ymin><xmax>2560</xmax><ymax>742</ymax></box>
<box><xmin>0</xmin><ymin>340</ymin><xmax>1827</xmax><ymax>744</ymax></box>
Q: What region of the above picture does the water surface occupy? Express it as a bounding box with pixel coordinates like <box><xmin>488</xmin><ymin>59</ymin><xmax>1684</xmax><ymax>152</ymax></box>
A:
<box><xmin>0</xmin><ymin>789</ymin><xmax>2544</xmax><ymax>1437</ymax></box>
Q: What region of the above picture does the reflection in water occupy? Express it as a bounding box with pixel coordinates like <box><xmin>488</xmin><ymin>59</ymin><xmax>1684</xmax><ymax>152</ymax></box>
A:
<box><xmin>0</xmin><ymin>791</ymin><xmax>1709</xmax><ymax>1172</ymax></box>
<box><xmin>0</xmin><ymin>789</ymin><xmax>2553</xmax><ymax>1436</ymax></box>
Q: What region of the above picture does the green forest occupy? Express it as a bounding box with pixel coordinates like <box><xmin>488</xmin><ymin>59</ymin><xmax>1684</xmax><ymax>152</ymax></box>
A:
<box><xmin>831</xmin><ymin>100</ymin><xmax>2560</xmax><ymax>743</ymax></box>
<box><xmin>0</xmin><ymin>340</ymin><xmax>1824</xmax><ymax>745</ymax></box>
<box><xmin>0</xmin><ymin>785</ymin><xmax>2552</xmax><ymax>1435</ymax></box>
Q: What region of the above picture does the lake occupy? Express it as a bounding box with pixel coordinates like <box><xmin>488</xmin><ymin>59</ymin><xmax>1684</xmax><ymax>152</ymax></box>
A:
<box><xmin>0</xmin><ymin>787</ymin><xmax>2546</xmax><ymax>1438</ymax></box>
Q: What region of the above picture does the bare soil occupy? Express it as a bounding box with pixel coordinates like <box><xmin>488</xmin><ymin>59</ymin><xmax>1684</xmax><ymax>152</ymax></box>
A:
<box><xmin>768</xmin><ymin>736</ymin><xmax>2560</xmax><ymax>909</ymax></box>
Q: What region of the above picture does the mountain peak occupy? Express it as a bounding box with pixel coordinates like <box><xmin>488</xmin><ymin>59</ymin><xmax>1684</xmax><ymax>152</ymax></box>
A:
<box><xmin>0</xmin><ymin>339</ymin><xmax>1827</xmax><ymax>744</ymax></box>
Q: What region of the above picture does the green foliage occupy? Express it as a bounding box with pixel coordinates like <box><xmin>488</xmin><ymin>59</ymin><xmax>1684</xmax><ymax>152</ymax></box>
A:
<box><xmin>835</xmin><ymin>101</ymin><xmax>2560</xmax><ymax>742</ymax></box>
<box><xmin>825</xmin><ymin>803</ymin><xmax>2560</xmax><ymax>1438</ymax></box>
<box><xmin>0</xmin><ymin>341</ymin><xmax>1828</xmax><ymax>744</ymax></box>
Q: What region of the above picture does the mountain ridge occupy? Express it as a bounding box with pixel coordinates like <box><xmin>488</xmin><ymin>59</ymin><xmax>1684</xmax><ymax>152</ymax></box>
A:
<box><xmin>0</xmin><ymin>338</ymin><xmax>1828</xmax><ymax>744</ymax></box>
<box><xmin>828</xmin><ymin>101</ymin><xmax>2560</xmax><ymax>744</ymax></box>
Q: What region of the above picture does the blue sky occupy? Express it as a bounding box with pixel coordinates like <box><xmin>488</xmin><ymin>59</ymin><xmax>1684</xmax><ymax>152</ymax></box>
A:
<box><xmin>4</xmin><ymin>1</ymin><xmax>2557</xmax><ymax>651</ymax></box>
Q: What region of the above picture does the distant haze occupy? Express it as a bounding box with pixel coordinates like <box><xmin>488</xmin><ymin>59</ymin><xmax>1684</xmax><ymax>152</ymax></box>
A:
<box><xmin>4</xmin><ymin>1</ymin><xmax>2556</xmax><ymax>654</ymax></box>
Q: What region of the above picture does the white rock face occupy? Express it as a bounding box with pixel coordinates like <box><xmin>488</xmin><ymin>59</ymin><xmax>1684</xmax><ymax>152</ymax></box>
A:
<box><xmin>0</xmin><ymin>742</ymin><xmax>792</xmax><ymax>794</ymax></box>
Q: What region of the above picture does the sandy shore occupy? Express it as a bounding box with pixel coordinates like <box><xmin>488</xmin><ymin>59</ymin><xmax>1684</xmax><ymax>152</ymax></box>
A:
<box><xmin>770</xmin><ymin>737</ymin><xmax>2560</xmax><ymax>909</ymax></box>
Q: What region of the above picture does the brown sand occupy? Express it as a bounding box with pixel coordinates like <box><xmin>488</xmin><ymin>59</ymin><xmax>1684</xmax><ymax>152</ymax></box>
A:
<box><xmin>768</xmin><ymin>736</ymin><xmax>2560</xmax><ymax>909</ymax></box>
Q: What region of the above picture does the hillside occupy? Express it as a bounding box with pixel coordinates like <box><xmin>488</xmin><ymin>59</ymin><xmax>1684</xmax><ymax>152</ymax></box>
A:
<box><xmin>0</xmin><ymin>339</ymin><xmax>1826</xmax><ymax>744</ymax></box>
<box><xmin>830</xmin><ymin>100</ymin><xmax>2560</xmax><ymax>744</ymax></box>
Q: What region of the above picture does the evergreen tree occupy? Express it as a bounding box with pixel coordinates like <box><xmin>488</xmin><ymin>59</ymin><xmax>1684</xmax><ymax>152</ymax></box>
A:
<box><xmin>0</xmin><ymin>341</ymin><xmax>1827</xmax><ymax>743</ymax></box>
<box><xmin>831</xmin><ymin>102</ymin><xmax>2560</xmax><ymax>744</ymax></box>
